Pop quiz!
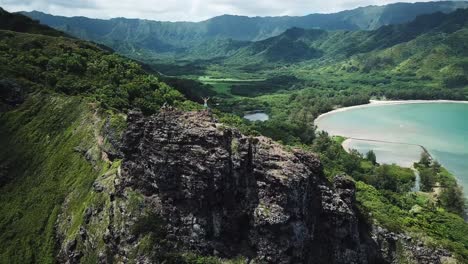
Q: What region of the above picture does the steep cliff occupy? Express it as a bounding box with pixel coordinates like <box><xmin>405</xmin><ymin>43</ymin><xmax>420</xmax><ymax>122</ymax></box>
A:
<box><xmin>101</xmin><ymin>110</ymin><xmax>381</xmax><ymax>263</ymax></box>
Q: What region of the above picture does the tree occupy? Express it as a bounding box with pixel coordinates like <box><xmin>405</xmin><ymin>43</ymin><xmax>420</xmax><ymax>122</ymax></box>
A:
<box><xmin>419</xmin><ymin>152</ymin><xmax>431</xmax><ymax>167</ymax></box>
<box><xmin>65</xmin><ymin>54</ymin><xmax>85</xmax><ymax>74</ymax></box>
<box><xmin>375</xmin><ymin>165</ymin><xmax>398</xmax><ymax>192</ymax></box>
<box><xmin>312</xmin><ymin>131</ymin><xmax>332</xmax><ymax>153</ymax></box>
<box><xmin>419</xmin><ymin>168</ymin><xmax>435</xmax><ymax>192</ymax></box>
<box><xmin>366</xmin><ymin>150</ymin><xmax>377</xmax><ymax>165</ymax></box>
<box><xmin>343</xmin><ymin>149</ymin><xmax>362</xmax><ymax>175</ymax></box>
<box><xmin>443</xmin><ymin>74</ymin><xmax>468</xmax><ymax>88</ymax></box>
<box><xmin>439</xmin><ymin>185</ymin><xmax>466</xmax><ymax>216</ymax></box>
<box><xmin>431</xmin><ymin>160</ymin><xmax>441</xmax><ymax>174</ymax></box>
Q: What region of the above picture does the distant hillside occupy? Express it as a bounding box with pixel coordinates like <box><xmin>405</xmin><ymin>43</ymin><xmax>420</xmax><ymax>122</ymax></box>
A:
<box><xmin>21</xmin><ymin>1</ymin><xmax>468</xmax><ymax>57</ymax></box>
<box><xmin>0</xmin><ymin>7</ymin><xmax>66</xmax><ymax>37</ymax></box>
<box><xmin>204</xmin><ymin>8</ymin><xmax>468</xmax><ymax>66</ymax></box>
<box><xmin>333</xmin><ymin>8</ymin><xmax>468</xmax><ymax>89</ymax></box>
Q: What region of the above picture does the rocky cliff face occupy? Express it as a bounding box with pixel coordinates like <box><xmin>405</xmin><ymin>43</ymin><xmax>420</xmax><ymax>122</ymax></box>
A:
<box><xmin>115</xmin><ymin>110</ymin><xmax>384</xmax><ymax>263</ymax></box>
<box><xmin>54</xmin><ymin>109</ymin><xmax>456</xmax><ymax>264</ymax></box>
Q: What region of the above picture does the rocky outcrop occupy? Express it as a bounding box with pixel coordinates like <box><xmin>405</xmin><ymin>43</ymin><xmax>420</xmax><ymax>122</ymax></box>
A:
<box><xmin>101</xmin><ymin>115</ymin><xmax>126</xmax><ymax>160</ymax></box>
<box><xmin>372</xmin><ymin>226</ymin><xmax>454</xmax><ymax>264</ymax></box>
<box><xmin>55</xmin><ymin>109</ymin><xmax>457</xmax><ymax>263</ymax></box>
<box><xmin>118</xmin><ymin>110</ymin><xmax>385</xmax><ymax>263</ymax></box>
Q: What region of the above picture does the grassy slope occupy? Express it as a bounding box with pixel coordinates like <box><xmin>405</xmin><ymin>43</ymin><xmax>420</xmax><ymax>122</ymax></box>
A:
<box><xmin>0</xmin><ymin>93</ymin><xmax>110</xmax><ymax>262</ymax></box>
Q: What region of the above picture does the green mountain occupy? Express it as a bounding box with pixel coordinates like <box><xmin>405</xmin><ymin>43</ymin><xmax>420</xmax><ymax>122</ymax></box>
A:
<box><xmin>330</xmin><ymin>8</ymin><xmax>468</xmax><ymax>88</ymax></box>
<box><xmin>216</xmin><ymin>8</ymin><xmax>468</xmax><ymax>66</ymax></box>
<box><xmin>167</xmin><ymin>8</ymin><xmax>468</xmax><ymax>148</ymax></box>
<box><xmin>22</xmin><ymin>1</ymin><xmax>468</xmax><ymax>57</ymax></box>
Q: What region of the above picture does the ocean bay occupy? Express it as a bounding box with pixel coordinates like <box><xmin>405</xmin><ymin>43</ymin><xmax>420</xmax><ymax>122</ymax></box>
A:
<box><xmin>316</xmin><ymin>102</ymin><xmax>468</xmax><ymax>197</ymax></box>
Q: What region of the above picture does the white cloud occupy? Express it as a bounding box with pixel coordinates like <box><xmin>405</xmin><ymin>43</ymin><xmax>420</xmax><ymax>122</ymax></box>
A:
<box><xmin>0</xmin><ymin>0</ymin><xmax>455</xmax><ymax>21</ymax></box>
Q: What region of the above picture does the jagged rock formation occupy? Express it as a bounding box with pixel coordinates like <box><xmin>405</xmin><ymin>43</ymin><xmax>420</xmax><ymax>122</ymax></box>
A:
<box><xmin>118</xmin><ymin>110</ymin><xmax>384</xmax><ymax>263</ymax></box>
<box><xmin>53</xmin><ymin>110</ymin><xmax>458</xmax><ymax>264</ymax></box>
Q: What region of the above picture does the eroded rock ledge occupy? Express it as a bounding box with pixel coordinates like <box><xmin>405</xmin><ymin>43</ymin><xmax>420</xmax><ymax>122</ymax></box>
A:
<box><xmin>119</xmin><ymin>110</ymin><xmax>383</xmax><ymax>263</ymax></box>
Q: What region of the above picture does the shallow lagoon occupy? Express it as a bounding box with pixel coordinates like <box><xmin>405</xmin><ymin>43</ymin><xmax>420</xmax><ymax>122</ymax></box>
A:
<box><xmin>316</xmin><ymin>102</ymin><xmax>468</xmax><ymax>197</ymax></box>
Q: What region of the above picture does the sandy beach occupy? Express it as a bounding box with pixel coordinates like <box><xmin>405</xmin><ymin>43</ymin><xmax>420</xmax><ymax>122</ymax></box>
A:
<box><xmin>341</xmin><ymin>138</ymin><xmax>425</xmax><ymax>168</ymax></box>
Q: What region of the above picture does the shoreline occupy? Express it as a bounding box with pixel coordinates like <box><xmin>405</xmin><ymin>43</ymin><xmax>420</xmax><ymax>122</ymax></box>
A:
<box><xmin>342</xmin><ymin>137</ymin><xmax>433</xmax><ymax>157</ymax></box>
<box><xmin>315</xmin><ymin>99</ymin><xmax>468</xmax><ymax>124</ymax></box>
<box><xmin>341</xmin><ymin>137</ymin><xmax>432</xmax><ymax>168</ymax></box>
<box><xmin>317</xmin><ymin>99</ymin><xmax>468</xmax><ymax>216</ymax></box>
<box><xmin>342</xmin><ymin>138</ymin><xmax>422</xmax><ymax>191</ymax></box>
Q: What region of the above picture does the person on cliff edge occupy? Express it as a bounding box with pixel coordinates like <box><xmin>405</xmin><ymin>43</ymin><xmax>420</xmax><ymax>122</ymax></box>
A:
<box><xmin>202</xmin><ymin>97</ymin><xmax>210</xmax><ymax>111</ymax></box>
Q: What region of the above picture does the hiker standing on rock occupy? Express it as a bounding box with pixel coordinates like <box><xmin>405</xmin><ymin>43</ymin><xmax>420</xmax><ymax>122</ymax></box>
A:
<box><xmin>202</xmin><ymin>97</ymin><xmax>210</xmax><ymax>110</ymax></box>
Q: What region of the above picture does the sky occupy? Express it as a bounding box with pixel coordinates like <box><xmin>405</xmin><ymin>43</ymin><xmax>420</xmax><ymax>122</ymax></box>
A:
<box><xmin>0</xmin><ymin>0</ymin><xmax>458</xmax><ymax>22</ymax></box>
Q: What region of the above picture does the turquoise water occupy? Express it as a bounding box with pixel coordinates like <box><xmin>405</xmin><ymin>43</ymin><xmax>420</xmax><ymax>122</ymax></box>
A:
<box><xmin>316</xmin><ymin>103</ymin><xmax>468</xmax><ymax>196</ymax></box>
<box><xmin>244</xmin><ymin>112</ymin><xmax>269</xmax><ymax>122</ymax></box>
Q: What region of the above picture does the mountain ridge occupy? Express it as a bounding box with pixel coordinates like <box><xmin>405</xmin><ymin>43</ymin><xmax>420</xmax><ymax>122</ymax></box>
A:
<box><xmin>0</xmin><ymin>7</ymin><xmax>67</xmax><ymax>37</ymax></box>
<box><xmin>21</xmin><ymin>1</ymin><xmax>468</xmax><ymax>26</ymax></box>
<box><xmin>184</xmin><ymin>8</ymin><xmax>468</xmax><ymax>66</ymax></box>
<box><xmin>21</xmin><ymin>1</ymin><xmax>468</xmax><ymax>57</ymax></box>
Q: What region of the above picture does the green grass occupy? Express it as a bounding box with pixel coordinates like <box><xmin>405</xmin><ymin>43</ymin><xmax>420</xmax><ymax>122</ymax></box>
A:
<box><xmin>360</xmin><ymin>160</ymin><xmax>374</xmax><ymax>171</ymax></box>
<box><xmin>206</xmin><ymin>82</ymin><xmax>236</xmax><ymax>96</ymax></box>
<box><xmin>0</xmin><ymin>11</ymin><xmax>193</xmax><ymax>262</ymax></box>
<box><xmin>0</xmin><ymin>93</ymin><xmax>110</xmax><ymax>263</ymax></box>
<box><xmin>332</xmin><ymin>136</ymin><xmax>347</xmax><ymax>144</ymax></box>
<box><xmin>198</xmin><ymin>76</ymin><xmax>266</xmax><ymax>97</ymax></box>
